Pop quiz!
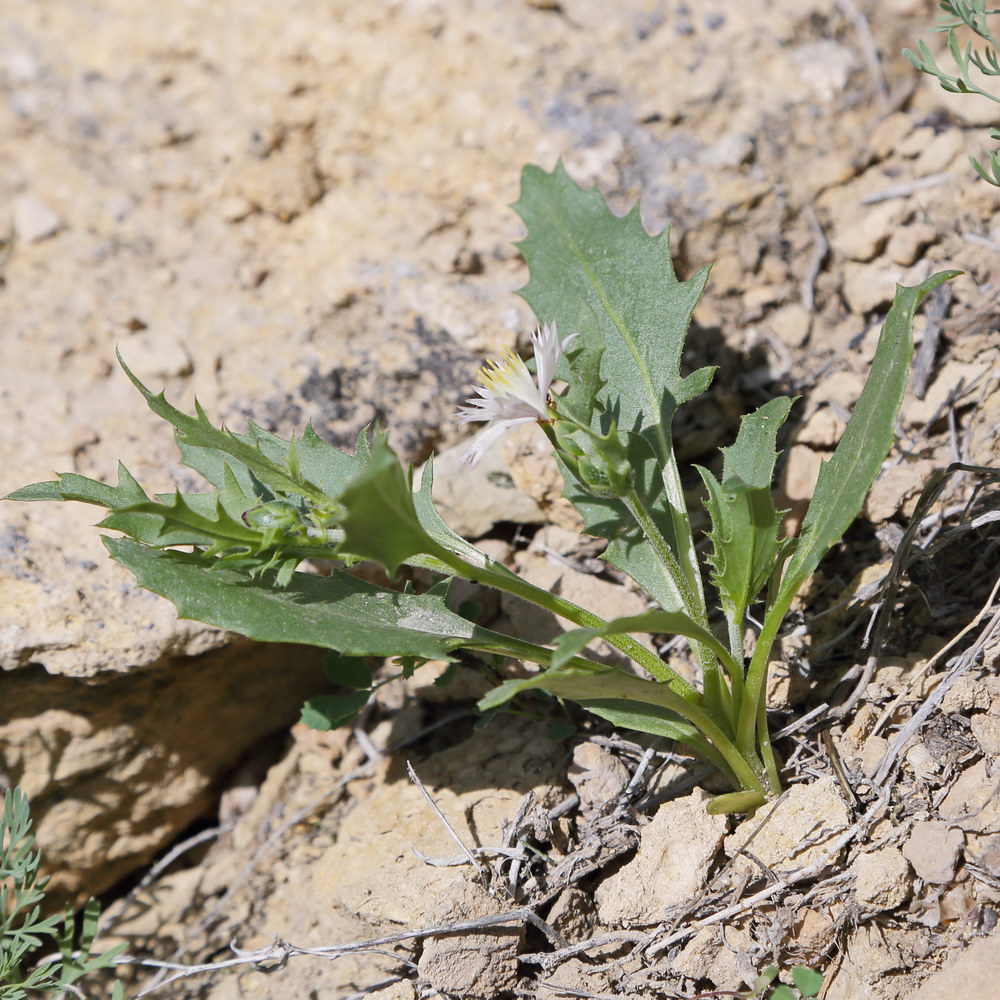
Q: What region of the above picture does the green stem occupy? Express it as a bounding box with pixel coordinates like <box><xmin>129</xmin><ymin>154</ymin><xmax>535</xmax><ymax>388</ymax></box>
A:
<box><xmin>660</xmin><ymin>448</ymin><xmax>710</xmax><ymax>615</ymax></box>
<box><xmin>622</xmin><ymin>489</ymin><xmax>730</xmax><ymax>723</ymax></box>
<box><xmin>622</xmin><ymin>490</ymin><xmax>699</xmax><ymax>612</ymax></box>
<box><xmin>757</xmin><ymin>693</ymin><xmax>782</xmax><ymax>795</ymax></box>
<box><xmin>736</xmin><ymin>551</ymin><xmax>795</xmax><ymax>770</ymax></box>
<box><xmin>736</xmin><ymin>602</ymin><xmax>785</xmax><ymax>759</ymax></box>
<box><xmin>422</xmin><ymin>543</ymin><xmax>701</xmax><ymax>704</ymax></box>
<box><xmin>475</xmin><ymin>645</ymin><xmax>765</xmax><ymax>798</ymax></box>
<box><xmin>725</xmin><ymin>614</ymin><xmax>746</xmax><ymax>721</ymax></box>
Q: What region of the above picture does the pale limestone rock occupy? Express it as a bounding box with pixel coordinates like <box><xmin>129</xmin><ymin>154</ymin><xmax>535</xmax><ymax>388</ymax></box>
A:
<box><xmin>187</xmin><ymin>718</ymin><xmax>562</xmax><ymax>1000</ymax></box>
<box><xmin>222</xmin><ymin>128</ymin><xmax>323</xmax><ymax>222</ymax></box>
<box><xmin>502</xmin><ymin>525</ymin><xmax>653</xmax><ymax>659</ymax></box>
<box><xmin>428</xmin><ymin>436</ymin><xmax>545</xmax><ymax>539</ymax></box>
<box><xmin>567</xmin><ymin>742</ymin><xmax>631</xmax><ymax>819</ymax></box>
<box><xmin>907</xmin><ymin>359</ymin><xmax>996</xmax><ymax>426</ymax></box>
<box><xmin>503</xmin><ymin>423</ymin><xmax>583</xmax><ymax>532</ymax></box>
<box><xmin>972</xmin><ymin>712</ymin><xmax>1000</xmax><ymax>758</ymax></box>
<box><xmin>853</xmin><ymin>846</ymin><xmax>912</xmax><ymax>911</ymax></box>
<box><xmin>795</xmin><ymin>407</ymin><xmax>845</xmax><ymax>448</ymax></box>
<box><xmin>595</xmin><ymin>788</ymin><xmax>727</xmax><ymax>926</ymax></box>
<box><xmin>940</xmin><ymin>760</ymin><xmax>1000</xmax><ymax>835</ymax></box>
<box><xmin>914</xmin><ymin>127</ymin><xmax>971</xmax><ymax>176</ymax></box>
<box><xmin>780</xmin><ymin>443</ymin><xmax>823</xmax><ymax>518</ymax></box>
<box><xmin>864</xmin><ymin>458</ymin><xmax>939</xmax><ymax>523</ymax></box>
<box><xmin>910</xmin><ymin>932</ymin><xmax>1000</xmax><ymax>999</ymax></box>
<box><xmin>791</xmin><ymin>40</ymin><xmax>856</xmax><ymax>102</ymax></box>
<box><xmin>887</xmin><ymin>222</ymin><xmax>937</xmax><ymax>267</ymax></box>
<box><xmin>118</xmin><ymin>329</ymin><xmax>194</xmax><ymax>379</ymax></box>
<box><xmin>841</xmin><ymin>260</ymin><xmax>905</xmax><ymax>314</ymax></box>
<box><xmin>768</xmin><ymin>301</ymin><xmax>812</xmax><ymax>349</ymax></box>
<box><xmin>825</xmin><ymin>923</ymin><xmax>925</xmax><ymax>998</ymax></box>
<box><xmin>546</xmin><ymin>887</ymin><xmax>597</xmax><ymax>944</ymax></box>
<box><xmin>370</xmin><ymin>982</ymin><xmax>418</xmax><ymax>1000</ymax></box>
<box><xmin>939</xmin><ymin>673</ymin><xmax>1000</xmax><ymax>715</ymax></box>
<box><xmin>831</xmin><ymin>201</ymin><xmax>907</xmax><ymax>262</ymax></box>
<box><xmin>417</xmin><ymin>879</ymin><xmax>521</xmax><ymax>998</ymax></box>
<box><xmin>859</xmin><ymin>732</ymin><xmax>890</xmax><ymax>779</ymax></box>
<box><xmin>2</xmin><ymin>641</ymin><xmax>324</xmax><ymax>904</ymax></box>
<box><xmin>12</xmin><ymin>192</ymin><xmax>61</xmax><ymax>242</ymax></box>
<box><xmin>724</xmin><ymin>776</ymin><xmax>851</xmax><ymax>875</ymax></box>
<box><xmin>902</xmin><ymin>821</ymin><xmax>964</xmax><ymax>884</ymax></box>
<box><xmin>672</xmin><ymin>924</ymin><xmax>754</xmax><ymax>991</ymax></box>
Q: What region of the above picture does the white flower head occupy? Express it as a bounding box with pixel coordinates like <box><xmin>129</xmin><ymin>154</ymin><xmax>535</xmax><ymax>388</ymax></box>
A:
<box><xmin>456</xmin><ymin>322</ymin><xmax>579</xmax><ymax>466</ymax></box>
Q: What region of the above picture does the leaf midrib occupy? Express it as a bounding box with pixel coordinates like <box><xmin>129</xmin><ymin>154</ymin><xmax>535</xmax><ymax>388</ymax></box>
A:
<box><xmin>538</xmin><ymin>196</ymin><xmax>672</xmax><ymax>459</ymax></box>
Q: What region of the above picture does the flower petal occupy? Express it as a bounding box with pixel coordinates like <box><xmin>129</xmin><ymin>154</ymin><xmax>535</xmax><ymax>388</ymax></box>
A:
<box><xmin>460</xmin><ymin>417</ymin><xmax>536</xmax><ymax>466</ymax></box>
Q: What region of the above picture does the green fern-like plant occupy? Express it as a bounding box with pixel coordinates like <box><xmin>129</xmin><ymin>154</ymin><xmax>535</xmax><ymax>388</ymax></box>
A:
<box><xmin>1</xmin><ymin>787</ymin><xmax>126</xmax><ymax>999</ymax></box>
<box><xmin>904</xmin><ymin>0</ymin><xmax>1000</xmax><ymax>185</ymax></box>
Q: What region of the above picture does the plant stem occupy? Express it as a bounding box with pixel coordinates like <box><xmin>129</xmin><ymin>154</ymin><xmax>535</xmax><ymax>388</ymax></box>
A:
<box><xmin>725</xmin><ymin>614</ymin><xmax>746</xmax><ymax>717</ymax></box>
<box><xmin>472</xmin><ymin>645</ymin><xmax>766</xmax><ymax>798</ymax></box>
<box><xmin>621</xmin><ymin>490</ymin><xmax>698</xmax><ymax>612</ymax></box>
<box><xmin>735</xmin><ymin>602</ymin><xmax>785</xmax><ymax>760</ymax></box>
<box><xmin>422</xmin><ymin>544</ymin><xmax>702</xmax><ymax>703</ymax></box>
<box><xmin>622</xmin><ymin>489</ymin><xmax>731</xmax><ymax>722</ymax></box>
<box><xmin>756</xmin><ymin>694</ymin><xmax>782</xmax><ymax>795</ymax></box>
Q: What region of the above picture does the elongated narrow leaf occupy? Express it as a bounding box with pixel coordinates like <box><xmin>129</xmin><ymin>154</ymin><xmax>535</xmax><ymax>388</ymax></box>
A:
<box><xmin>477</xmin><ymin>659</ymin><xmax>752</xmax><ymax>785</ymax></box>
<box><xmin>576</xmin><ymin>698</ymin><xmax>698</xmax><ymax>743</ymax></box>
<box><xmin>697</xmin><ymin>396</ymin><xmax>794</xmax><ymax>622</ymax></box>
<box><xmin>104</xmin><ymin>537</ymin><xmax>489</xmax><ymax>659</ymax></box>
<box><xmin>553</xmin><ymin>609</ymin><xmax>738</xmax><ymax>676</ymax></box>
<box><xmin>6</xmin><ymin>463</ymin><xmax>148</xmax><ymax>508</ymax></box>
<box><xmin>774</xmin><ymin>271</ymin><xmax>960</xmax><ymax>612</ymax></box>
<box><xmin>578</xmin><ymin>699</ymin><xmax>737</xmax><ymax>777</ymax></box>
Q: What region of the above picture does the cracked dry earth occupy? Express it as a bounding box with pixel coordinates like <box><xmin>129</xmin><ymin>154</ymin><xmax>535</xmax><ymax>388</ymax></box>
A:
<box><xmin>3</xmin><ymin>0</ymin><xmax>1000</xmax><ymax>998</ymax></box>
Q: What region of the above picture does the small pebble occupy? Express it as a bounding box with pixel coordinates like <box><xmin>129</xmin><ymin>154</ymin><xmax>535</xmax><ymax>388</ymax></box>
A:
<box><xmin>12</xmin><ymin>193</ymin><xmax>62</xmax><ymax>243</ymax></box>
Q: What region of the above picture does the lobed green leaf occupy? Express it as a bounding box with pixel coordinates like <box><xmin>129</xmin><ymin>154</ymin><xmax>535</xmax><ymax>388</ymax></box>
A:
<box><xmin>697</xmin><ymin>396</ymin><xmax>794</xmax><ymax>623</ymax></box>
<box><xmin>514</xmin><ymin>160</ymin><xmax>712</xmax><ymax>437</ymax></box>
<box><xmin>103</xmin><ymin>537</ymin><xmax>518</xmax><ymax>662</ymax></box>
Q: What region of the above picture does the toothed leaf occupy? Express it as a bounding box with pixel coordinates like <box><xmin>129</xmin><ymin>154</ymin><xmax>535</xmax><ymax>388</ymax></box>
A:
<box><xmin>697</xmin><ymin>396</ymin><xmax>794</xmax><ymax>623</ymax></box>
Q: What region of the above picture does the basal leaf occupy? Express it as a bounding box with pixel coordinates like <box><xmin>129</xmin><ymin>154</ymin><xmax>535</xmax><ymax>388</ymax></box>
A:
<box><xmin>737</xmin><ymin>271</ymin><xmax>961</xmax><ymax>754</ymax></box>
<box><xmin>478</xmin><ymin>661</ymin><xmax>745</xmax><ymax>784</ymax></box>
<box><xmin>104</xmin><ymin>537</ymin><xmax>495</xmax><ymax>660</ymax></box>
<box><xmin>774</xmin><ymin>272</ymin><xmax>960</xmax><ymax>613</ymax></box>
<box><xmin>697</xmin><ymin>396</ymin><xmax>794</xmax><ymax>622</ymax></box>
<box><xmin>553</xmin><ymin>609</ymin><xmax>738</xmax><ymax>677</ymax></box>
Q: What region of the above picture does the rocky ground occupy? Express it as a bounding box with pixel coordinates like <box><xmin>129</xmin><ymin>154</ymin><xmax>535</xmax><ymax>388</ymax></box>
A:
<box><xmin>2</xmin><ymin>0</ymin><xmax>1000</xmax><ymax>997</ymax></box>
